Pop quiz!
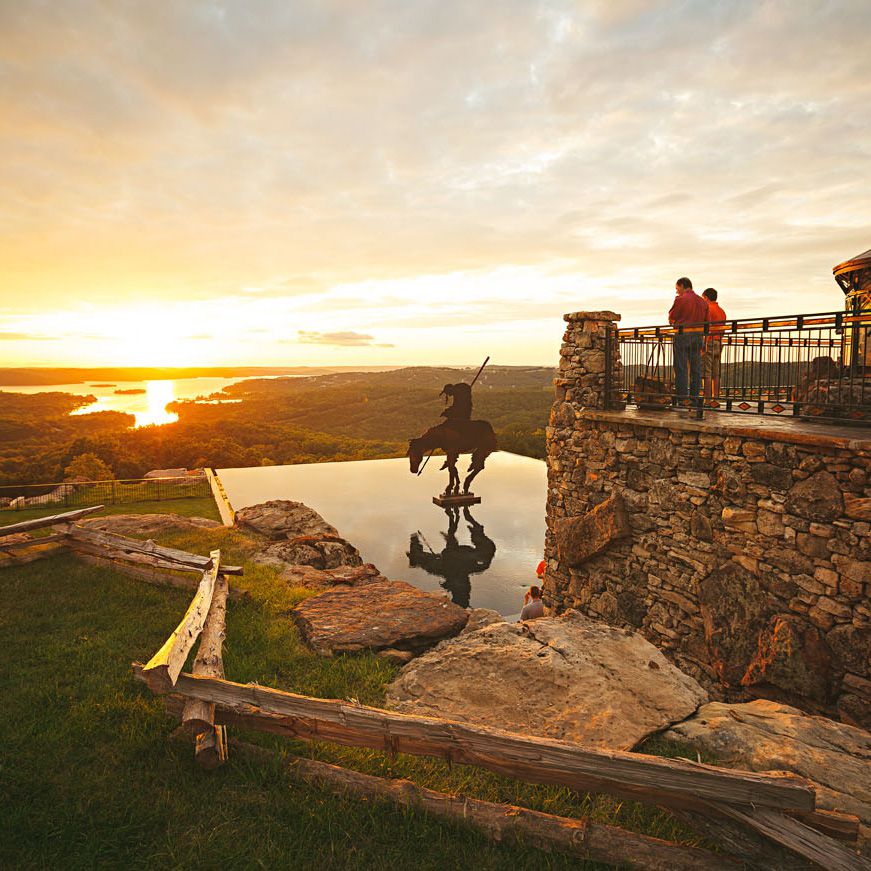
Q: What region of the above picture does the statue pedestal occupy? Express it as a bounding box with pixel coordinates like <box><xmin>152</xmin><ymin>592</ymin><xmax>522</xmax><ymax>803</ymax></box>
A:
<box><xmin>433</xmin><ymin>493</ymin><xmax>481</xmax><ymax>508</ymax></box>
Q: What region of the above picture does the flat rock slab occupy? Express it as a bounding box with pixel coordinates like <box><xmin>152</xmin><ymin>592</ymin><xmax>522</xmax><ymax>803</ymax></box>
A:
<box><xmin>386</xmin><ymin>610</ymin><xmax>708</xmax><ymax>750</ymax></box>
<box><xmin>293</xmin><ymin>579</ymin><xmax>469</xmax><ymax>655</ymax></box>
<box><xmin>461</xmin><ymin>608</ymin><xmax>504</xmax><ymax>634</ymax></box>
<box><xmin>253</xmin><ymin>534</ymin><xmax>362</xmax><ymax>571</ymax></box>
<box><xmin>144</xmin><ymin>468</ymin><xmax>200</xmax><ymax>478</ymax></box>
<box><xmin>276</xmin><ymin>563</ymin><xmax>385</xmax><ymax>589</ymax></box>
<box><xmin>78</xmin><ymin>513</ymin><xmax>222</xmax><ymax>536</ymax></box>
<box><xmin>665</xmin><ymin>700</ymin><xmax>871</xmax><ymax>844</ymax></box>
<box><xmin>235</xmin><ymin>500</ymin><xmax>337</xmax><ymax>540</ymax></box>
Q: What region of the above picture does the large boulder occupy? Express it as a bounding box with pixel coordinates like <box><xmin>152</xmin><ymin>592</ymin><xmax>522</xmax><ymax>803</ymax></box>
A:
<box><xmin>276</xmin><ymin>563</ymin><xmax>384</xmax><ymax>590</ymax></box>
<box><xmin>293</xmin><ymin>579</ymin><xmax>469</xmax><ymax>655</ymax></box>
<box><xmin>235</xmin><ymin>500</ymin><xmax>337</xmax><ymax>540</ymax></box>
<box><xmin>555</xmin><ymin>493</ymin><xmax>631</xmax><ymax>567</ymax></box>
<box><xmin>827</xmin><ymin>624</ymin><xmax>871</xmax><ymax>679</ymax></box>
<box><xmin>839</xmin><ymin>675</ymin><xmax>871</xmax><ymax>732</ymax></box>
<box><xmin>741</xmin><ymin>614</ymin><xmax>834</xmax><ymax>705</ymax></box>
<box><xmin>78</xmin><ymin>513</ymin><xmax>221</xmax><ymax>536</ymax></box>
<box><xmin>386</xmin><ymin>611</ymin><xmax>708</xmax><ymax>750</ymax></box>
<box><xmin>253</xmin><ymin>534</ymin><xmax>362</xmax><ymax>570</ymax></box>
<box><xmin>665</xmin><ymin>700</ymin><xmax>871</xmax><ymax>844</ymax></box>
<box><xmin>698</xmin><ymin>562</ymin><xmax>770</xmax><ymax>687</ymax></box>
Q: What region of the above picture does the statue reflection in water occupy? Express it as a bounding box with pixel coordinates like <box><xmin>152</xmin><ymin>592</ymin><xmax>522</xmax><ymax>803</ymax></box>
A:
<box><xmin>407</xmin><ymin>506</ymin><xmax>496</xmax><ymax>608</ymax></box>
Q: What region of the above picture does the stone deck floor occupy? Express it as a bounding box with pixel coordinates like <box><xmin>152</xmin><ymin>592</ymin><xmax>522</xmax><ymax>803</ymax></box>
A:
<box><xmin>581</xmin><ymin>407</ymin><xmax>871</xmax><ymax>450</ymax></box>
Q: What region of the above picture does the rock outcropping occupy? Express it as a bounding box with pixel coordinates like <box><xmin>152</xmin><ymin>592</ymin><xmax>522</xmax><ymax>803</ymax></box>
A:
<box><xmin>79</xmin><ymin>513</ymin><xmax>221</xmax><ymax>535</ymax></box>
<box><xmin>276</xmin><ymin>563</ymin><xmax>384</xmax><ymax>589</ymax></box>
<box><xmin>239</xmin><ymin>500</ymin><xmax>363</xmax><ymax>570</ymax></box>
<box><xmin>555</xmin><ymin>492</ymin><xmax>631</xmax><ymax>567</ymax></box>
<box><xmin>665</xmin><ymin>699</ymin><xmax>871</xmax><ymax>844</ymax></box>
<box><xmin>293</xmin><ymin>579</ymin><xmax>469</xmax><ymax>655</ymax></box>
<box><xmin>235</xmin><ymin>500</ymin><xmax>338</xmax><ymax>540</ymax></box>
<box><xmin>253</xmin><ymin>535</ymin><xmax>362</xmax><ymax>570</ymax></box>
<box><xmin>386</xmin><ymin>611</ymin><xmax>708</xmax><ymax>750</ymax></box>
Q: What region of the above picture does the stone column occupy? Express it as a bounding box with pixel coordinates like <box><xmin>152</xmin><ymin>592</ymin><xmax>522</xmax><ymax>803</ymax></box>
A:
<box><xmin>544</xmin><ymin>311</ymin><xmax>622</xmax><ymax>611</ymax></box>
<box><xmin>552</xmin><ymin>310</ymin><xmax>622</xmax><ymax>411</ymax></box>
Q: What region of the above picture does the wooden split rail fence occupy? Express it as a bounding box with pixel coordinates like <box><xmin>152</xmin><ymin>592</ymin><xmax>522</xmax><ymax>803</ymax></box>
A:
<box><xmin>2</xmin><ymin>507</ymin><xmax>866</xmax><ymax>869</ymax></box>
<box><xmin>0</xmin><ymin>505</ymin><xmax>248</xmax><ymax>599</ymax></box>
<box><xmin>130</xmin><ymin>543</ymin><xmax>867</xmax><ymax>871</ymax></box>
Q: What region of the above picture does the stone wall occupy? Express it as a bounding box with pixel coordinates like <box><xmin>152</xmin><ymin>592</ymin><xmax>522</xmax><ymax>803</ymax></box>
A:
<box><xmin>544</xmin><ymin>312</ymin><xmax>871</xmax><ymax>729</ymax></box>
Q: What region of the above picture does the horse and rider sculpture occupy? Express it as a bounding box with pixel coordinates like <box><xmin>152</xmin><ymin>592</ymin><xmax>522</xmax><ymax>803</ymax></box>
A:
<box><xmin>406</xmin><ymin>357</ymin><xmax>498</xmax><ymax>498</ymax></box>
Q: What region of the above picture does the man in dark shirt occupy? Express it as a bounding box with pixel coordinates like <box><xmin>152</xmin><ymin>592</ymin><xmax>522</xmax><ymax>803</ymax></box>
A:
<box><xmin>668</xmin><ymin>277</ymin><xmax>708</xmax><ymax>410</ymax></box>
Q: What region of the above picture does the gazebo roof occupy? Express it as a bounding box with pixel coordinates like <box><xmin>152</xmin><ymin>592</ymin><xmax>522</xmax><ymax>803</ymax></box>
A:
<box><xmin>833</xmin><ymin>248</ymin><xmax>871</xmax><ymax>278</ymax></box>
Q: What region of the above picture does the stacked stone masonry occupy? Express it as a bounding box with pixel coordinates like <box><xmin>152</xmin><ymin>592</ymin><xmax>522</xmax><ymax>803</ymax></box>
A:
<box><xmin>544</xmin><ymin>312</ymin><xmax>871</xmax><ymax>729</ymax></box>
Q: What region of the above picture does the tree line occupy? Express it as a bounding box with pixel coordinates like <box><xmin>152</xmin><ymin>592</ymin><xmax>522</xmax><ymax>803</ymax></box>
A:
<box><xmin>0</xmin><ymin>367</ymin><xmax>554</xmax><ymax>489</ymax></box>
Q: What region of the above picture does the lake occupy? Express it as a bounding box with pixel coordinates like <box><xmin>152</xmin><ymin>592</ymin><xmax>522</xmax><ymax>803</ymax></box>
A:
<box><xmin>218</xmin><ymin>452</ymin><xmax>547</xmax><ymax>618</ymax></box>
<box><xmin>0</xmin><ymin>369</ymin><xmax>394</xmax><ymax>427</ymax></box>
<box><xmin>0</xmin><ymin>377</ymin><xmax>246</xmax><ymax>426</ymax></box>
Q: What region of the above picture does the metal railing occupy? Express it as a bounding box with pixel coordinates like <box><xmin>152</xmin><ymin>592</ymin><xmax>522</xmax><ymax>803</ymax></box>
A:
<box><xmin>0</xmin><ymin>475</ymin><xmax>211</xmax><ymax>511</ymax></box>
<box><xmin>607</xmin><ymin>309</ymin><xmax>871</xmax><ymax>423</ymax></box>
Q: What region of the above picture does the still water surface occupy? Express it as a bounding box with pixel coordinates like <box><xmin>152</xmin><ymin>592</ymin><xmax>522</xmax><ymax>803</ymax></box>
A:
<box><xmin>218</xmin><ymin>452</ymin><xmax>547</xmax><ymax>617</ymax></box>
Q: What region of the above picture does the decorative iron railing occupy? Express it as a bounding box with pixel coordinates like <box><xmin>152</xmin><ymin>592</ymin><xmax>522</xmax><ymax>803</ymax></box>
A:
<box><xmin>607</xmin><ymin>309</ymin><xmax>871</xmax><ymax>423</ymax></box>
<box><xmin>0</xmin><ymin>475</ymin><xmax>211</xmax><ymax>511</ymax></box>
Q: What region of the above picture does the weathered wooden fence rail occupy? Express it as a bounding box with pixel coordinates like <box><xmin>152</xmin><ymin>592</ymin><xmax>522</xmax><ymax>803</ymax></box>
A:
<box><xmin>230</xmin><ymin>738</ymin><xmax>736</xmax><ymax>871</ymax></box>
<box><xmin>0</xmin><ymin>506</ymin><xmax>248</xmax><ymax>599</ymax></box>
<box><xmin>4</xmin><ymin>507</ymin><xmax>865</xmax><ymax>869</ymax></box>
<box><xmin>130</xmin><ymin>555</ymin><xmax>868</xmax><ymax>871</ymax></box>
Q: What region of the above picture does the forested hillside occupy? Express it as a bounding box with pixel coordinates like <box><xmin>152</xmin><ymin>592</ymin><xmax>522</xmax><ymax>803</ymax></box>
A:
<box><xmin>0</xmin><ymin>367</ymin><xmax>554</xmax><ymax>488</ymax></box>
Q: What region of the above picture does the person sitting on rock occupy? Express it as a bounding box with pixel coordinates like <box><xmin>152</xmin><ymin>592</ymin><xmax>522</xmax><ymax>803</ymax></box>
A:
<box><xmin>519</xmin><ymin>585</ymin><xmax>544</xmax><ymax>621</ymax></box>
<box><xmin>439</xmin><ymin>382</ymin><xmax>472</xmax><ymax>422</ymax></box>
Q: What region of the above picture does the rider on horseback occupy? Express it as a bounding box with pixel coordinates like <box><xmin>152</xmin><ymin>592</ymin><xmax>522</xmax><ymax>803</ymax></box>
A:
<box><xmin>439</xmin><ymin>382</ymin><xmax>472</xmax><ymax>423</ymax></box>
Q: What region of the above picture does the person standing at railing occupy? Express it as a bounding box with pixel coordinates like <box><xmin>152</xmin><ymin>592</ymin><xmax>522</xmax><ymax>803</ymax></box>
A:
<box><xmin>668</xmin><ymin>277</ymin><xmax>709</xmax><ymax>411</ymax></box>
<box><xmin>702</xmin><ymin>288</ymin><xmax>727</xmax><ymax>404</ymax></box>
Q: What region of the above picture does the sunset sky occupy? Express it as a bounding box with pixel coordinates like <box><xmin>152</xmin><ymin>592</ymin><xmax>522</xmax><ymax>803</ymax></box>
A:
<box><xmin>1</xmin><ymin>1</ymin><xmax>869</xmax><ymax>368</ymax></box>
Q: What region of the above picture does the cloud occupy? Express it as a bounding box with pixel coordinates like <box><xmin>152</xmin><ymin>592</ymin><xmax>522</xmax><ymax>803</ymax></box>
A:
<box><xmin>0</xmin><ymin>0</ymin><xmax>868</xmax><ymax>367</ymax></box>
<box><xmin>297</xmin><ymin>330</ymin><xmax>390</xmax><ymax>347</ymax></box>
<box><xmin>0</xmin><ymin>331</ymin><xmax>56</xmax><ymax>340</ymax></box>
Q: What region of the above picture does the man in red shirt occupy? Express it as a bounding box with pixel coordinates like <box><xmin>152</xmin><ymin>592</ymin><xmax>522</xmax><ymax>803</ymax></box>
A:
<box><xmin>702</xmin><ymin>288</ymin><xmax>727</xmax><ymax>402</ymax></box>
<box><xmin>668</xmin><ymin>277</ymin><xmax>708</xmax><ymax>410</ymax></box>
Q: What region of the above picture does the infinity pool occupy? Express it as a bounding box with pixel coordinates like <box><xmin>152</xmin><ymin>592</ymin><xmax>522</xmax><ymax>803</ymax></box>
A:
<box><xmin>218</xmin><ymin>452</ymin><xmax>547</xmax><ymax>617</ymax></box>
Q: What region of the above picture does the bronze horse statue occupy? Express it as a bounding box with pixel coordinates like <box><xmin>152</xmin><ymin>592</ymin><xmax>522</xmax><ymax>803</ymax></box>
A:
<box><xmin>407</xmin><ymin>420</ymin><xmax>498</xmax><ymax>496</ymax></box>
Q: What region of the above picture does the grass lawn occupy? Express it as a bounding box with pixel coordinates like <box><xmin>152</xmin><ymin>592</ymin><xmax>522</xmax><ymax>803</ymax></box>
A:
<box><xmin>0</xmin><ymin>515</ymin><xmax>717</xmax><ymax>869</ymax></box>
<box><xmin>0</xmin><ymin>495</ymin><xmax>221</xmax><ymax>528</ymax></box>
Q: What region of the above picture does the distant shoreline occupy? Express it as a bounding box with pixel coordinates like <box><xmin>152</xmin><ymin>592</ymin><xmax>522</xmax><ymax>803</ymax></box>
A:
<box><xmin>0</xmin><ymin>365</ymin><xmax>399</xmax><ymax>386</ymax></box>
<box><xmin>0</xmin><ymin>363</ymin><xmax>553</xmax><ymax>387</ymax></box>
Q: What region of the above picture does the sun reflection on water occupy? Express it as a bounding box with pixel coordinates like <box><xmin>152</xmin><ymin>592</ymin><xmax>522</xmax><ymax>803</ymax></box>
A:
<box><xmin>136</xmin><ymin>381</ymin><xmax>179</xmax><ymax>427</ymax></box>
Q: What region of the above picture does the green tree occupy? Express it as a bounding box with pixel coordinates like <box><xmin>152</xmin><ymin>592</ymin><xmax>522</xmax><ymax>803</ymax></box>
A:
<box><xmin>64</xmin><ymin>452</ymin><xmax>115</xmax><ymax>481</ymax></box>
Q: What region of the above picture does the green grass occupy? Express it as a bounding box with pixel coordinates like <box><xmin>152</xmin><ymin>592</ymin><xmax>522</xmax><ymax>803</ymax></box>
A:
<box><xmin>0</xmin><ymin>520</ymin><xmax>717</xmax><ymax>869</ymax></box>
<box><xmin>0</xmin><ymin>495</ymin><xmax>220</xmax><ymax>528</ymax></box>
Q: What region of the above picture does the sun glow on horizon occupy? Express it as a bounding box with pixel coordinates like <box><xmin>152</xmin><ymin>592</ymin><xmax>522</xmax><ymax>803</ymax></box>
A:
<box><xmin>69</xmin><ymin>379</ymin><xmax>180</xmax><ymax>426</ymax></box>
<box><xmin>0</xmin><ymin>259</ymin><xmax>849</xmax><ymax>370</ymax></box>
<box><xmin>137</xmin><ymin>380</ymin><xmax>179</xmax><ymax>427</ymax></box>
